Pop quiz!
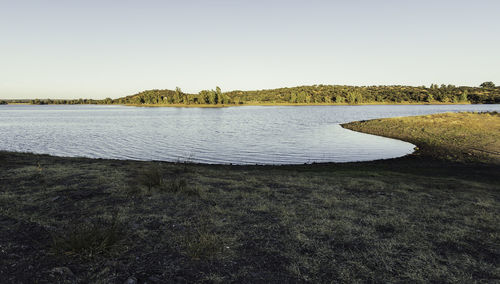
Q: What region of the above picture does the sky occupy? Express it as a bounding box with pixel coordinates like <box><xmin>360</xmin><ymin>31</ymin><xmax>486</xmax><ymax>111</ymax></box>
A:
<box><xmin>1</xmin><ymin>0</ymin><xmax>499</xmax><ymax>99</ymax></box>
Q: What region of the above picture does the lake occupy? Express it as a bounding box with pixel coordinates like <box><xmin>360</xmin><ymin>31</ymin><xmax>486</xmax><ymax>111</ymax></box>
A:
<box><xmin>1</xmin><ymin>104</ymin><xmax>499</xmax><ymax>164</ymax></box>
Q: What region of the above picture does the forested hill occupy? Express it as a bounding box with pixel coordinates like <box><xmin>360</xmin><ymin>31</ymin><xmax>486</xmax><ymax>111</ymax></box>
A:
<box><xmin>26</xmin><ymin>82</ymin><xmax>500</xmax><ymax>105</ymax></box>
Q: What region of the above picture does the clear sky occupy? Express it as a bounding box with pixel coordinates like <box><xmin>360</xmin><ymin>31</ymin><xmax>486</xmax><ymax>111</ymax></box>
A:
<box><xmin>1</xmin><ymin>0</ymin><xmax>499</xmax><ymax>99</ymax></box>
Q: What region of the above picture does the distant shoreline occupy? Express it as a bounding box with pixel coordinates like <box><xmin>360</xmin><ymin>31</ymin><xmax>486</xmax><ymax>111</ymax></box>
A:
<box><xmin>125</xmin><ymin>101</ymin><xmax>474</xmax><ymax>108</ymax></box>
<box><xmin>2</xmin><ymin>101</ymin><xmax>476</xmax><ymax>108</ymax></box>
<box><xmin>4</xmin><ymin>83</ymin><xmax>499</xmax><ymax>106</ymax></box>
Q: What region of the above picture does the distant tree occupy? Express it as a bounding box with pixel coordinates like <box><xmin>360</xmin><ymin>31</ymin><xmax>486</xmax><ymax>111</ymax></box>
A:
<box><xmin>115</xmin><ymin>83</ymin><xmax>500</xmax><ymax>106</ymax></box>
<box><xmin>346</xmin><ymin>91</ymin><xmax>355</xmax><ymax>104</ymax></box>
<box><xmin>297</xmin><ymin>91</ymin><xmax>307</xmax><ymax>103</ymax></box>
<box><xmin>347</xmin><ymin>90</ymin><xmax>362</xmax><ymax>104</ymax></box>
<box><xmin>426</xmin><ymin>93</ymin><xmax>434</xmax><ymax>102</ymax></box>
<box><xmin>174</xmin><ymin>87</ymin><xmax>182</xmax><ymax>103</ymax></box>
<box><xmin>199</xmin><ymin>90</ymin><xmax>210</xmax><ymax>104</ymax></box>
<box><xmin>215</xmin><ymin>86</ymin><xmax>223</xmax><ymax>104</ymax></box>
<box><xmin>208</xmin><ymin>90</ymin><xmax>216</xmax><ymax>104</ymax></box>
<box><xmin>460</xmin><ymin>91</ymin><xmax>468</xmax><ymax>102</ymax></box>
<box><xmin>480</xmin><ymin>81</ymin><xmax>495</xmax><ymax>88</ymax></box>
<box><xmin>355</xmin><ymin>90</ymin><xmax>363</xmax><ymax>103</ymax></box>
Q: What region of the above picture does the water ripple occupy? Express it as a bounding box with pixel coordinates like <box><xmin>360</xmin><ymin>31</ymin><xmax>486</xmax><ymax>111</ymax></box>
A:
<box><xmin>0</xmin><ymin>104</ymin><xmax>499</xmax><ymax>164</ymax></box>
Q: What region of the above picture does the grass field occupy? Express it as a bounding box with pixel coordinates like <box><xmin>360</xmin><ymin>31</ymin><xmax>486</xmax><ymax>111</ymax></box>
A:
<box><xmin>343</xmin><ymin>111</ymin><xmax>500</xmax><ymax>163</ymax></box>
<box><xmin>0</xmin><ymin>112</ymin><xmax>499</xmax><ymax>283</ymax></box>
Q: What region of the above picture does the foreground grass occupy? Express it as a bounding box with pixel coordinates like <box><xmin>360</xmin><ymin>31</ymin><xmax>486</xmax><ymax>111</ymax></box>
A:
<box><xmin>343</xmin><ymin>111</ymin><xmax>500</xmax><ymax>164</ymax></box>
<box><xmin>1</xmin><ymin>113</ymin><xmax>499</xmax><ymax>283</ymax></box>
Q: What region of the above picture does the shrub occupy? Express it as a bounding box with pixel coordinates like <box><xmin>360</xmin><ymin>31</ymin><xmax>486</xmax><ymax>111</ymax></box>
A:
<box><xmin>169</xmin><ymin>177</ymin><xmax>187</xmax><ymax>192</ymax></box>
<box><xmin>137</xmin><ymin>164</ymin><xmax>164</xmax><ymax>191</ymax></box>
<box><xmin>52</xmin><ymin>216</ymin><xmax>124</xmax><ymax>257</ymax></box>
<box><xmin>160</xmin><ymin>177</ymin><xmax>201</xmax><ymax>196</ymax></box>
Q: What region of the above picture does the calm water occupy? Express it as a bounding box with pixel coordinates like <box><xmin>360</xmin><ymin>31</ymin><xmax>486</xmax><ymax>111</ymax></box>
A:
<box><xmin>1</xmin><ymin>104</ymin><xmax>499</xmax><ymax>164</ymax></box>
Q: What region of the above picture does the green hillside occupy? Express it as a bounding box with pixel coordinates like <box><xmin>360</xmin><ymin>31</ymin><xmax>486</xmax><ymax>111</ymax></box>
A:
<box><xmin>26</xmin><ymin>82</ymin><xmax>500</xmax><ymax>106</ymax></box>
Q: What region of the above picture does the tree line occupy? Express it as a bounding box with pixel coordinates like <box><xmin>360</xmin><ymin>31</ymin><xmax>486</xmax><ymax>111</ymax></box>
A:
<box><xmin>22</xmin><ymin>81</ymin><xmax>500</xmax><ymax>105</ymax></box>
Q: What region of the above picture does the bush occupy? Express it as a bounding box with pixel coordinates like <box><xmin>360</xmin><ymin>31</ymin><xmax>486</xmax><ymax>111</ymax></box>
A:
<box><xmin>51</xmin><ymin>216</ymin><xmax>124</xmax><ymax>257</ymax></box>
<box><xmin>168</xmin><ymin>177</ymin><xmax>187</xmax><ymax>192</ymax></box>
<box><xmin>480</xmin><ymin>81</ymin><xmax>495</xmax><ymax>88</ymax></box>
<box><xmin>135</xmin><ymin>164</ymin><xmax>201</xmax><ymax>196</ymax></box>
<box><xmin>160</xmin><ymin>177</ymin><xmax>201</xmax><ymax>196</ymax></box>
<box><xmin>137</xmin><ymin>164</ymin><xmax>164</xmax><ymax>191</ymax></box>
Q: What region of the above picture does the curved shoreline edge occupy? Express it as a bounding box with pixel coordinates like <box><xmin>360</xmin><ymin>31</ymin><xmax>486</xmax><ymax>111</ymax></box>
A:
<box><xmin>2</xmin><ymin>111</ymin><xmax>498</xmax><ymax>166</ymax></box>
<box><xmin>339</xmin><ymin>122</ymin><xmax>420</xmax><ymax>159</ymax></box>
<box><xmin>0</xmin><ymin>121</ymin><xmax>418</xmax><ymax>167</ymax></box>
<box><xmin>341</xmin><ymin>111</ymin><xmax>500</xmax><ymax>164</ymax></box>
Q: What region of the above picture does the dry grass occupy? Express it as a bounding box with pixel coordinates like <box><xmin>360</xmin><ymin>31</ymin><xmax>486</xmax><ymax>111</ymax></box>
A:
<box><xmin>343</xmin><ymin>111</ymin><xmax>500</xmax><ymax>163</ymax></box>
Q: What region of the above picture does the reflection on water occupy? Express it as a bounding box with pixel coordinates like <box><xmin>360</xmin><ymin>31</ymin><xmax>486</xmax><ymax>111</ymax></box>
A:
<box><xmin>0</xmin><ymin>104</ymin><xmax>499</xmax><ymax>164</ymax></box>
